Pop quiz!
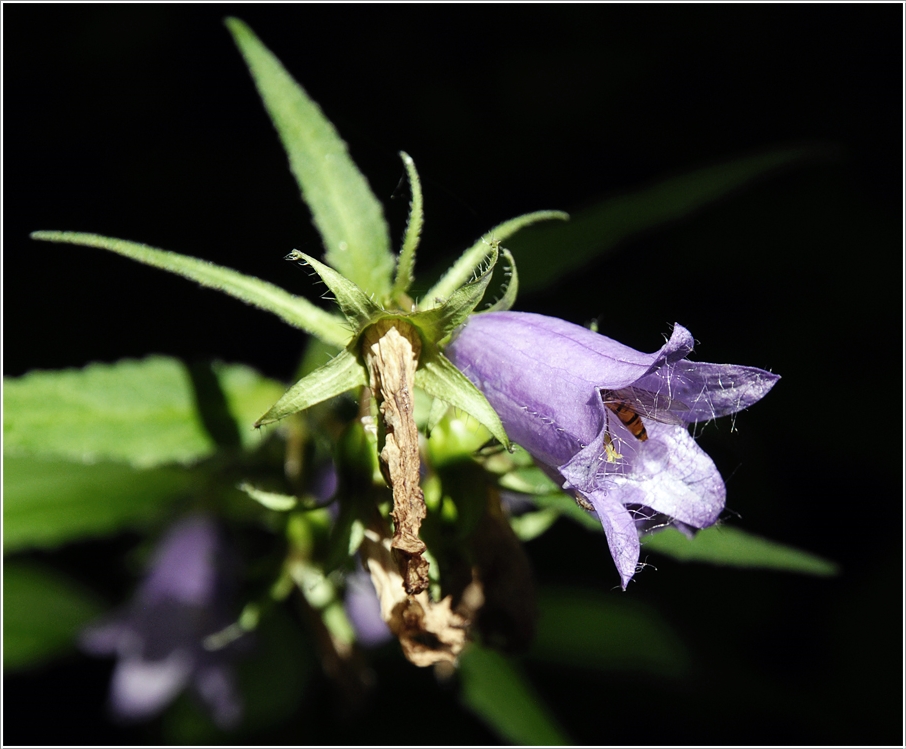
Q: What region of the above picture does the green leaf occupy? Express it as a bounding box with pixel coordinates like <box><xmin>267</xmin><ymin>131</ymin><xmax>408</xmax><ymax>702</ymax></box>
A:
<box><xmin>415</xmin><ymin>348</ymin><xmax>510</xmax><ymax>450</ymax></box>
<box><xmin>212</xmin><ymin>361</ymin><xmax>288</xmax><ymax>444</ymax></box>
<box><xmin>285</xmin><ymin>249</ymin><xmax>380</xmax><ymax>328</ymax></box>
<box><xmin>5</xmin><ymin>357</ymin><xmax>216</xmax><ymax>468</ymax></box>
<box><xmin>4</xmin><ymin>561</ymin><xmax>105</xmax><ymax>671</ymax></box>
<box><xmin>226</xmin><ymin>18</ymin><xmax>393</xmax><ymax>299</ymax></box>
<box><xmin>459</xmin><ymin>644</ymin><xmax>569</xmax><ymax>746</ymax></box>
<box><xmin>391</xmin><ymin>151</ymin><xmax>424</xmax><ymax>302</ymax></box>
<box><xmin>256</xmin><ymin>349</ymin><xmax>367</xmax><ymax>427</ymax></box>
<box><xmin>411</xmin><ymin>242</ymin><xmax>497</xmax><ymax>341</ymax></box>
<box><xmin>481</xmin><ymin>247</ymin><xmax>519</xmax><ymax>313</ymax></box>
<box><xmin>4</xmin><ymin>455</ymin><xmax>190</xmax><ymax>552</ymax></box>
<box><xmin>643</xmin><ymin>525</ymin><xmax>840</xmax><ymax>576</ymax></box>
<box><xmin>529</xmin><ymin>587</ymin><xmax>690</xmax><ymax>677</ymax></box>
<box><xmin>424</xmin><ymin>210</ymin><xmax>568</xmax><ymax>303</ymax></box>
<box><xmin>238</xmin><ymin>482</ymin><xmax>298</xmax><ymax>511</ymax></box>
<box><xmin>507</xmin><ymin>147</ymin><xmax>823</xmax><ymax>292</ymax></box>
<box><xmin>30</xmin><ymin>231</ymin><xmax>350</xmax><ymax>347</ymax></box>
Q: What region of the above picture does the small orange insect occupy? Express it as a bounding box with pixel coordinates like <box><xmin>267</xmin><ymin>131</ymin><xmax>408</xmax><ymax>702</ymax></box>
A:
<box><xmin>601</xmin><ymin>387</ymin><xmax>688</xmax><ymax>448</ymax></box>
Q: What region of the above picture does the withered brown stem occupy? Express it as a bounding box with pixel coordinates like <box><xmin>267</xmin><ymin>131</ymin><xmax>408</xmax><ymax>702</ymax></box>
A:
<box><xmin>361</xmin><ymin>318</ymin><xmax>430</xmax><ymax>595</ymax></box>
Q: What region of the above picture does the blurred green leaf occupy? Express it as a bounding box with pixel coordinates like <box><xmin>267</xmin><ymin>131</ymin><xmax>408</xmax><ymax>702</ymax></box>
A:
<box><xmin>4</xmin><ymin>356</ymin><xmax>214</xmax><ymax>467</ymax></box>
<box><xmin>644</xmin><ymin>525</ymin><xmax>839</xmax><ymax>576</ymax></box>
<box><xmin>459</xmin><ymin>644</ymin><xmax>569</xmax><ymax>745</ymax></box>
<box><xmin>530</xmin><ymin>587</ymin><xmax>690</xmax><ymax>677</ymax></box>
<box><xmin>508</xmin><ymin>146</ymin><xmax>823</xmax><ymax>292</ymax></box>
<box><xmin>212</xmin><ymin>361</ymin><xmax>287</xmax><ymax>446</ymax></box>
<box><xmin>4</xmin><ymin>455</ymin><xmax>190</xmax><ymax>552</ymax></box>
<box><xmin>226</xmin><ymin>18</ymin><xmax>394</xmax><ymax>300</ymax></box>
<box><xmin>3</xmin><ymin>561</ymin><xmax>105</xmax><ymax>671</ymax></box>
<box><xmin>30</xmin><ymin>232</ymin><xmax>350</xmax><ymax>347</ymax></box>
<box><xmin>4</xmin><ymin>357</ymin><xmax>284</xmax><ymax>468</ymax></box>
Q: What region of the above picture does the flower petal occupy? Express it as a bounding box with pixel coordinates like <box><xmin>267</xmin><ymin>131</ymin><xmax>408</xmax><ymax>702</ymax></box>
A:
<box><xmin>636</xmin><ymin>360</ymin><xmax>780</xmax><ymax>423</ymax></box>
<box><xmin>108</xmin><ymin>649</ymin><xmax>194</xmax><ymax>721</ymax></box>
<box><xmin>585</xmin><ymin>490</ymin><xmax>640</xmax><ymax>590</ymax></box>
<box><xmin>607</xmin><ymin>424</ymin><xmax>726</xmax><ymax>529</ymax></box>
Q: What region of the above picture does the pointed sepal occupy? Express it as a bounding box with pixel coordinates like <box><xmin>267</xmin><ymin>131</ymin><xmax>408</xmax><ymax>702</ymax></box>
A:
<box><xmin>415</xmin><ymin>347</ymin><xmax>510</xmax><ymax>450</ymax></box>
<box><xmin>390</xmin><ymin>152</ymin><xmax>424</xmax><ymax>304</ymax></box>
<box><xmin>255</xmin><ymin>349</ymin><xmax>367</xmax><ymax>427</ymax></box>
<box><xmin>424</xmin><ymin>210</ymin><xmax>568</xmax><ymax>303</ymax></box>
<box><xmin>286</xmin><ymin>250</ymin><xmax>381</xmax><ymax>328</ymax></box>
<box><xmin>411</xmin><ymin>242</ymin><xmax>498</xmax><ymax>342</ymax></box>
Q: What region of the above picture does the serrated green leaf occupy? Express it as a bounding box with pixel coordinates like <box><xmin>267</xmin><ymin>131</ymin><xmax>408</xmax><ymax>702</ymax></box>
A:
<box><xmin>459</xmin><ymin>644</ymin><xmax>569</xmax><ymax>746</ymax></box>
<box><xmin>415</xmin><ymin>348</ymin><xmax>509</xmax><ymax>450</ymax></box>
<box><xmin>507</xmin><ymin>147</ymin><xmax>824</xmax><ymax>292</ymax></box>
<box><xmin>286</xmin><ymin>249</ymin><xmax>380</xmax><ymax>328</ymax></box>
<box><xmin>529</xmin><ymin>587</ymin><xmax>690</xmax><ymax>677</ymax></box>
<box><xmin>256</xmin><ymin>349</ymin><xmax>366</xmax><ymax>427</ymax></box>
<box><xmin>481</xmin><ymin>247</ymin><xmax>519</xmax><ymax>313</ymax></box>
<box><xmin>424</xmin><ymin>210</ymin><xmax>568</xmax><ymax>302</ymax></box>
<box><xmin>4</xmin><ymin>455</ymin><xmax>190</xmax><ymax>553</ymax></box>
<box><xmin>411</xmin><ymin>243</ymin><xmax>497</xmax><ymax>341</ymax></box>
<box><xmin>30</xmin><ymin>231</ymin><xmax>350</xmax><ymax>347</ymax></box>
<box><xmin>4</xmin><ymin>561</ymin><xmax>106</xmax><ymax>671</ymax></box>
<box><xmin>643</xmin><ymin>525</ymin><xmax>840</xmax><ymax>576</ymax></box>
<box><xmin>226</xmin><ymin>18</ymin><xmax>393</xmax><ymax>299</ymax></box>
<box><xmin>5</xmin><ymin>357</ymin><xmax>216</xmax><ymax>468</ymax></box>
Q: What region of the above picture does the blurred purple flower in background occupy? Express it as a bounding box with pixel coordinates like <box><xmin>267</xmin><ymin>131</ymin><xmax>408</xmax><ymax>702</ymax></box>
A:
<box><xmin>80</xmin><ymin>514</ymin><xmax>245</xmax><ymax>728</ymax></box>
<box><xmin>344</xmin><ymin>562</ymin><xmax>393</xmax><ymax>648</ymax></box>
<box><xmin>446</xmin><ymin>311</ymin><xmax>779</xmax><ymax>588</ymax></box>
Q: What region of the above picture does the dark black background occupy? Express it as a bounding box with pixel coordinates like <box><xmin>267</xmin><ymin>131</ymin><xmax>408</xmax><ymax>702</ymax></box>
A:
<box><xmin>4</xmin><ymin>3</ymin><xmax>903</xmax><ymax>746</ymax></box>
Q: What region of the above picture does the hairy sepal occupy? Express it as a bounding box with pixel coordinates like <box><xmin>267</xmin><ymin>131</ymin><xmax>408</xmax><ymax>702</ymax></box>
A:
<box><xmin>255</xmin><ymin>349</ymin><xmax>366</xmax><ymax>427</ymax></box>
<box><xmin>286</xmin><ymin>250</ymin><xmax>381</xmax><ymax>329</ymax></box>
<box><xmin>390</xmin><ymin>152</ymin><xmax>424</xmax><ymax>303</ymax></box>
<box><xmin>424</xmin><ymin>210</ymin><xmax>568</xmax><ymax>303</ymax></box>
<box><xmin>415</xmin><ymin>347</ymin><xmax>510</xmax><ymax>451</ymax></box>
<box><xmin>411</xmin><ymin>243</ymin><xmax>498</xmax><ymax>342</ymax></box>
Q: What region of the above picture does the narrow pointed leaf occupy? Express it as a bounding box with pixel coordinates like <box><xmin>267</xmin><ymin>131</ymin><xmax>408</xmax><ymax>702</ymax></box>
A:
<box><xmin>424</xmin><ymin>210</ymin><xmax>568</xmax><ymax>302</ymax></box>
<box><xmin>286</xmin><ymin>249</ymin><xmax>380</xmax><ymax>328</ymax></box>
<box><xmin>30</xmin><ymin>232</ymin><xmax>350</xmax><ymax>347</ymax></box>
<box><xmin>643</xmin><ymin>526</ymin><xmax>839</xmax><ymax>576</ymax></box>
<box><xmin>416</xmin><ymin>349</ymin><xmax>509</xmax><ymax>449</ymax></box>
<box><xmin>506</xmin><ymin>146</ymin><xmax>826</xmax><ymax>292</ymax></box>
<box><xmin>256</xmin><ymin>349</ymin><xmax>366</xmax><ymax>427</ymax></box>
<box><xmin>226</xmin><ymin>18</ymin><xmax>393</xmax><ymax>298</ymax></box>
<box><xmin>530</xmin><ymin>587</ymin><xmax>690</xmax><ymax>677</ymax></box>
<box><xmin>482</xmin><ymin>247</ymin><xmax>519</xmax><ymax>313</ymax></box>
<box><xmin>391</xmin><ymin>151</ymin><xmax>424</xmax><ymax>301</ymax></box>
<box><xmin>411</xmin><ymin>243</ymin><xmax>497</xmax><ymax>341</ymax></box>
<box><xmin>459</xmin><ymin>644</ymin><xmax>569</xmax><ymax>746</ymax></box>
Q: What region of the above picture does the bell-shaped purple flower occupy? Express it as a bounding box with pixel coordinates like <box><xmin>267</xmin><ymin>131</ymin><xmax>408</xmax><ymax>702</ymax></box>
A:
<box><xmin>80</xmin><ymin>514</ymin><xmax>245</xmax><ymax>728</ymax></box>
<box><xmin>446</xmin><ymin>311</ymin><xmax>779</xmax><ymax>589</ymax></box>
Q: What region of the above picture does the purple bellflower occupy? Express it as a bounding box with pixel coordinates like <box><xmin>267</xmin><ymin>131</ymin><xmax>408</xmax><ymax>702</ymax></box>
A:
<box><xmin>80</xmin><ymin>514</ymin><xmax>245</xmax><ymax>728</ymax></box>
<box><xmin>446</xmin><ymin>311</ymin><xmax>779</xmax><ymax>588</ymax></box>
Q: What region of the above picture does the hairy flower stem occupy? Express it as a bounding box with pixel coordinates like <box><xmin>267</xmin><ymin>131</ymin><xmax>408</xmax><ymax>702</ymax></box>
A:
<box><xmin>361</xmin><ymin>319</ymin><xmax>429</xmax><ymax>595</ymax></box>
